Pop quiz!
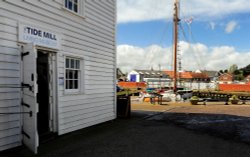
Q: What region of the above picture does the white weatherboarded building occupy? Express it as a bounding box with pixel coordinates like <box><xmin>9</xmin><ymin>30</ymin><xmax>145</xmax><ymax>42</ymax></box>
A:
<box><xmin>0</xmin><ymin>0</ymin><xmax>116</xmax><ymax>153</ymax></box>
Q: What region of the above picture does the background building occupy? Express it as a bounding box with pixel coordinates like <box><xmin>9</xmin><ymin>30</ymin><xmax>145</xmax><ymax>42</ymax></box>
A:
<box><xmin>127</xmin><ymin>69</ymin><xmax>170</xmax><ymax>88</ymax></box>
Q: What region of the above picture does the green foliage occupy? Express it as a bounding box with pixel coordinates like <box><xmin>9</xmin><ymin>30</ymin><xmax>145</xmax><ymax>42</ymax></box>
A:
<box><xmin>229</xmin><ymin>64</ymin><xmax>238</xmax><ymax>74</ymax></box>
<box><xmin>190</xmin><ymin>96</ymin><xmax>199</xmax><ymax>100</ymax></box>
<box><xmin>219</xmin><ymin>70</ymin><xmax>224</xmax><ymax>74</ymax></box>
<box><xmin>234</xmin><ymin>69</ymin><xmax>241</xmax><ymax>75</ymax></box>
<box><xmin>220</xmin><ymin>64</ymin><xmax>250</xmax><ymax>80</ymax></box>
<box><xmin>239</xmin><ymin>64</ymin><xmax>250</xmax><ymax>77</ymax></box>
<box><xmin>234</xmin><ymin>74</ymin><xmax>244</xmax><ymax>81</ymax></box>
<box><xmin>229</xmin><ymin>95</ymin><xmax>239</xmax><ymax>100</ymax></box>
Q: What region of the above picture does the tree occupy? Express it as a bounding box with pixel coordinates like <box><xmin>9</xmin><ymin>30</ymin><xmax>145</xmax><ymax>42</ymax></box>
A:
<box><xmin>234</xmin><ymin>69</ymin><xmax>241</xmax><ymax>75</ymax></box>
<box><xmin>239</xmin><ymin>64</ymin><xmax>250</xmax><ymax>77</ymax></box>
<box><xmin>219</xmin><ymin>70</ymin><xmax>224</xmax><ymax>74</ymax></box>
<box><xmin>228</xmin><ymin>64</ymin><xmax>238</xmax><ymax>74</ymax></box>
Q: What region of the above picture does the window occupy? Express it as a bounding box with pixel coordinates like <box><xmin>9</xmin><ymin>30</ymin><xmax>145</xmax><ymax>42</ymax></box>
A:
<box><xmin>64</xmin><ymin>0</ymin><xmax>85</xmax><ymax>16</ymax></box>
<box><xmin>65</xmin><ymin>57</ymin><xmax>80</xmax><ymax>91</ymax></box>
<box><xmin>65</xmin><ymin>0</ymin><xmax>78</xmax><ymax>13</ymax></box>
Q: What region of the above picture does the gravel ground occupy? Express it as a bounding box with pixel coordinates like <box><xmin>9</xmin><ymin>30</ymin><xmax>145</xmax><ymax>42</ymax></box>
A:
<box><xmin>2</xmin><ymin>111</ymin><xmax>250</xmax><ymax>157</ymax></box>
<box><xmin>2</xmin><ymin>99</ymin><xmax>250</xmax><ymax>157</ymax></box>
<box><xmin>132</xmin><ymin>98</ymin><xmax>250</xmax><ymax>144</ymax></box>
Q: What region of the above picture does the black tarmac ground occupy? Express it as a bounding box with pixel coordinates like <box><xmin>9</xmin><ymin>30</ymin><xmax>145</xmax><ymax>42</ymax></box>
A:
<box><xmin>2</xmin><ymin>111</ymin><xmax>250</xmax><ymax>157</ymax></box>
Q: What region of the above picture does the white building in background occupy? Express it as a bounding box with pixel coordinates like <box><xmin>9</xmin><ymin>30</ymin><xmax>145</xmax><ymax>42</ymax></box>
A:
<box><xmin>127</xmin><ymin>70</ymin><xmax>171</xmax><ymax>88</ymax></box>
<box><xmin>0</xmin><ymin>0</ymin><xmax>116</xmax><ymax>153</ymax></box>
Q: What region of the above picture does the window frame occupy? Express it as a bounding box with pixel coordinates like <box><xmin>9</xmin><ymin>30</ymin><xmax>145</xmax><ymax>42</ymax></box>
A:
<box><xmin>63</xmin><ymin>0</ymin><xmax>85</xmax><ymax>17</ymax></box>
<box><xmin>64</xmin><ymin>57</ymin><xmax>81</xmax><ymax>93</ymax></box>
<box><xmin>64</xmin><ymin>0</ymin><xmax>79</xmax><ymax>13</ymax></box>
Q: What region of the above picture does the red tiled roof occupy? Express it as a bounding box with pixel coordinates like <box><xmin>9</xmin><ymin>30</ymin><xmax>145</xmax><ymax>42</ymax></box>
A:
<box><xmin>191</xmin><ymin>72</ymin><xmax>209</xmax><ymax>78</ymax></box>
<box><xmin>164</xmin><ymin>71</ymin><xmax>208</xmax><ymax>79</ymax></box>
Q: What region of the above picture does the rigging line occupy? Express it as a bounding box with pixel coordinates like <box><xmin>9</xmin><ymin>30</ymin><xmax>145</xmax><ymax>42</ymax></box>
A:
<box><xmin>157</xmin><ymin>20</ymin><xmax>172</xmax><ymax>70</ymax></box>
<box><xmin>179</xmin><ymin>22</ymin><xmax>202</xmax><ymax>70</ymax></box>
<box><xmin>140</xmin><ymin>3</ymin><xmax>172</xmax><ymax>70</ymax></box>
<box><xmin>179</xmin><ymin>18</ymin><xmax>203</xmax><ymax>70</ymax></box>
<box><xmin>146</xmin><ymin>21</ymin><xmax>172</xmax><ymax>70</ymax></box>
<box><xmin>187</xmin><ymin>23</ymin><xmax>206</xmax><ymax>70</ymax></box>
<box><xmin>179</xmin><ymin>23</ymin><xmax>189</xmax><ymax>42</ymax></box>
<box><xmin>170</xmin><ymin>18</ymin><xmax>175</xmax><ymax>72</ymax></box>
<box><xmin>133</xmin><ymin>46</ymin><xmax>156</xmax><ymax>70</ymax></box>
<box><xmin>144</xmin><ymin>3</ymin><xmax>172</xmax><ymax>47</ymax></box>
<box><xmin>178</xmin><ymin>0</ymin><xmax>204</xmax><ymax>70</ymax></box>
<box><xmin>137</xmin><ymin>20</ymin><xmax>172</xmax><ymax>71</ymax></box>
<box><xmin>186</xmin><ymin>23</ymin><xmax>202</xmax><ymax>70</ymax></box>
<box><xmin>159</xmin><ymin>21</ymin><xmax>171</xmax><ymax>46</ymax></box>
<box><xmin>130</xmin><ymin>2</ymin><xmax>163</xmax><ymax>70</ymax></box>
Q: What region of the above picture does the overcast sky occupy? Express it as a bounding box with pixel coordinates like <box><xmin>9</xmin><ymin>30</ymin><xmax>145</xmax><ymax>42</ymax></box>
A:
<box><xmin>117</xmin><ymin>0</ymin><xmax>250</xmax><ymax>73</ymax></box>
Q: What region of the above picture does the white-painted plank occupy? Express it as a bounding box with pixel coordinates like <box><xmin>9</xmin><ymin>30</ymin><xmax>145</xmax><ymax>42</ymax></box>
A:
<box><xmin>0</xmin><ymin>92</ymin><xmax>20</xmax><ymax>100</ymax></box>
<box><xmin>85</xmin><ymin>88</ymin><xmax>114</xmax><ymax>95</ymax></box>
<box><xmin>0</xmin><ymin>70</ymin><xmax>20</xmax><ymax>78</ymax></box>
<box><xmin>58</xmin><ymin>116</ymin><xmax>115</xmax><ymax>135</ymax></box>
<box><xmin>85</xmin><ymin>66</ymin><xmax>114</xmax><ymax>73</ymax></box>
<box><xmin>0</xmin><ymin>16</ymin><xmax>17</xmax><ymax>26</ymax></box>
<box><xmin>85</xmin><ymin>61</ymin><xmax>114</xmax><ymax>69</ymax></box>
<box><xmin>59</xmin><ymin>98</ymin><xmax>114</xmax><ymax>109</ymax></box>
<box><xmin>84</xmin><ymin>84</ymin><xmax>114</xmax><ymax>90</ymax></box>
<box><xmin>59</xmin><ymin>103</ymin><xmax>114</xmax><ymax>117</ymax></box>
<box><xmin>0</xmin><ymin>24</ymin><xmax>17</xmax><ymax>35</ymax></box>
<box><xmin>61</xmin><ymin>46</ymin><xmax>114</xmax><ymax>61</ymax></box>
<box><xmin>0</xmin><ymin>54</ymin><xmax>19</xmax><ymax>63</ymax></box>
<box><xmin>0</xmin><ymin>100</ymin><xmax>20</xmax><ymax>108</ymax></box>
<box><xmin>0</xmin><ymin>121</ymin><xmax>20</xmax><ymax>131</ymax></box>
<box><xmin>0</xmin><ymin>106</ymin><xmax>20</xmax><ymax>113</ymax></box>
<box><xmin>0</xmin><ymin>62</ymin><xmax>19</xmax><ymax>70</ymax></box>
<box><xmin>59</xmin><ymin>112</ymin><xmax>114</xmax><ymax>129</ymax></box>
<box><xmin>85</xmin><ymin>80</ymin><xmax>114</xmax><ymax>85</ymax></box>
<box><xmin>0</xmin><ymin>134</ymin><xmax>21</xmax><ymax>146</ymax></box>
<box><xmin>0</xmin><ymin>78</ymin><xmax>19</xmax><ymax>85</ymax></box>
<box><xmin>0</xmin><ymin>142</ymin><xmax>21</xmax><ymax>152</ymax></box>
<box><xmin>62</xmin><ymin>39</ymin><xmax>114</xmax><ymax>57</ymax></box>
<box><xmin>0</xmin><ymin>128</ymin><xmax>20</xmax><ymax>138</ymax></box>
<box><xmin>59</xmin><ymin>108</ymin><xmax>114</xmax><ymax>125</ymax></box>
<box><xmin>0</xmin><ymin>46</ymin><xmax>19</xmax><ymax>56</ymax></box>
<box><xmin>0</xmin><ymin>39</ymin><xmax>18</xmax><ymax>48</ymax></box>
<box><xmin>0</xmin><ymin>32</ymin><xmax>17</xmax><ymax>41</ymax></box>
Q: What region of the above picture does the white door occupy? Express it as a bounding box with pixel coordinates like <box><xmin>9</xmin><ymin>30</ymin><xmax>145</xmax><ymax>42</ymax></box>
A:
<box><xmin>22</xmin><ymin>43</ymin><xmax>39</xmax><ymax>154</ymax></box>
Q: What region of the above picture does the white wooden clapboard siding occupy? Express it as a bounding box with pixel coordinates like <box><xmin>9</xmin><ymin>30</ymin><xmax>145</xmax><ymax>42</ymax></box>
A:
<box><xmin>0</xmin><ymin>6</ymin><xmax>113</xmax><ymax>49</ymax></box>
<box><xmin>0</xmin><ymin>15</ymin><xmax>21</xmax><ymax>150</ymax></box>
<box><xmin>59</xmin><ymin>108</ymin><xmax>114</xmax><ymax>126</ymax></box>
<box><xmin>60</xmin><ymin>96</ymin><xmax>114</xmax><ymax>108</ymax></box>
<box><xmin>0</xmin><ymin>135</ymin><xmax>21</xmax><ymax>150</ymax></box>
<box><xmin>59</xmin><ymin>115</ymin><xmax>114</xmax><ymax>135</ymax></box>
<box><xmin>1</xmin><ymin>1</ymin><xmax>114</xmax><ymax>42</ymax></box>
<box><xmin>0</xmin><ymin>0</ymin><xmax>116</xmax><ymax>150</ymax></box>
<box><xmin>0</xmin><ymin>100</ymin><xmax>20</xmax><ymax>108</ymax></box>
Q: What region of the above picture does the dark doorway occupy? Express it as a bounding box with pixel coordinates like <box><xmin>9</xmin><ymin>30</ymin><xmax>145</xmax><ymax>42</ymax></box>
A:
<box><xmin>37</xmin><ymin>51</ymin><xmax>50</xmax><ymax>136</ymax></box>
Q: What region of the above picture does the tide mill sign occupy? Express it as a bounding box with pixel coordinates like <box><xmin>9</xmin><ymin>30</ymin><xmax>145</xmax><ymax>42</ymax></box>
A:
<box><xmin>19</xmin><ymin>23</ymin><xmax>61</xmax><ymax>49</ymax></box>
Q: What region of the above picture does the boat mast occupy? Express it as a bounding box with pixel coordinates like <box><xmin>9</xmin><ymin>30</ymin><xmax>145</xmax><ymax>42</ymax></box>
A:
<box><xmin>173</xmin><ymin>0</ymin><xmax>180</xmax><ymax>93</ymax></box>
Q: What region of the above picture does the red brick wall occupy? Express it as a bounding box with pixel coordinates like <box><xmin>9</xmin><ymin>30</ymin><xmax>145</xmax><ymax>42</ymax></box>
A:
<box><xmin>218</xmin><ymin>74</ymin><xmax>233</xmax><ymax>82</ymax></box>
<box><xmin>118</xmin><ymin>82</ymin><xmax>147</xmax><ymax>89</ymax></box>
<box><xmin>219</xmin><ymin>84</ymin><xmax>250</xmax><ymax>92</ymax></box>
